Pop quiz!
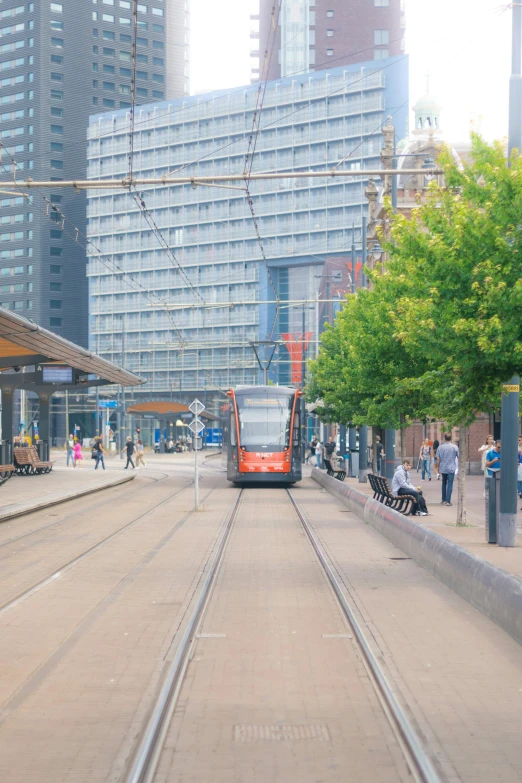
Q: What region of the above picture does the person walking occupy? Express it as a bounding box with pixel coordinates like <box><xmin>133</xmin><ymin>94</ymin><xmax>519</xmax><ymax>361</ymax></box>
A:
<box><xmin>122</xmin><ymin>436</ymin><xmax>135</xmax><ymax>469</ymax></box>
<box><xmin>419</xmin><ymin>439</ymin><xmax>432</xmax><ymax>481</ymax></box>
<box><xmin>478</xmin><ymin>435</ymin><xmax>494</xmax><ymax>477</ymax></box>
<box><xmin>315</xmin><ymin>441</ymin><xmax>323</xmax><ymax>469</ymax></box>
<box><xmin>435</xmin><ymin>433</ymin><xmax>459</xmax><ymax>506</ymax></box>
<box><xmin>73</xmin><ymin>439</ymin><xmax>83</xmax><ymax>468</ymax></box>
<box><xmin>485</xmin><ymin>440</ymin><xmax>501</xmax><ymax>477</ymax></box>
<box><xmin>371</xmin><ymin>435</ymin><xmax>385</xmax><ymax>475</ymax></box>
<box><xmin>93</xmin><ymin>436</ymin><xmax>106</xmax><ymax>470</ymax></box>
<box><xmin>324</xmin><ymin>436</ymin><xmax>336</xmax><ymax>473</ymax></box>
<box><xmin>391</xmin><ymin>459</ymin><xmax>428</xmax><ymax>516</ymax></box>
<box><xmin>432</xmin><ymin>438</ymin><xmax>440</xmax><ymax>479</ymax></box>
<box><xmin>135</xmin><ymin>439</ymin><xmax>147</xmax><ymax>469</ymax></box>
<box><xmin>64</xmin><ymin>434</ymin><xmax>74</xmax><ymax>467</ymax></box>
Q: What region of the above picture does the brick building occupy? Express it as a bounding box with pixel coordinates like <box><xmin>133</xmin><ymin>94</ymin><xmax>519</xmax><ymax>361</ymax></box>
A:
<box><xmin>251</xmin><ymin>0</ymin><xmax>405</xmax><ymax>82</ymax></box>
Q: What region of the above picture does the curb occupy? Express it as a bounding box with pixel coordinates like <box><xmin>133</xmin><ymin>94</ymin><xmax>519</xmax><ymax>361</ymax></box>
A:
<box><xmin>0</xmin><ymin>472</ymin><xmax>136</xmax><ymax>523</ymax></box>
<box><xmin>312</xmin><ymin>467</ymin><xmax>522</xmax><ymax>646</ymax></box>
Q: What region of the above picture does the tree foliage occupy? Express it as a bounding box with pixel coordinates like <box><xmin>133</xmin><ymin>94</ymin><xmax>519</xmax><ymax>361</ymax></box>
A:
<box><xmin>308</xmin><ymin>135</ymin><xmax>522</xmax><ymax>430</ymax></box>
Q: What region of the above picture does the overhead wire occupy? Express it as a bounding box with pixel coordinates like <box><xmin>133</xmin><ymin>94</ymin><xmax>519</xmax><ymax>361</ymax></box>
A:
<box><xmin>242</xmin><ymin>0</ymin><xmax>283</xmax><ymax>341</ymax></box>
<box><xmin>0</xmin><ymin>144</ymin><xmax>187</xmax><ymax>350</ymax></box>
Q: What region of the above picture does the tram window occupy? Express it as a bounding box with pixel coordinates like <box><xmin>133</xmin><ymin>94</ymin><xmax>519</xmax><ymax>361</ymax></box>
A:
<box><xmin>230</xmin><ymin>416</ymin><xmax>236</xmax><ymax>447</ymax></box>
<box><xmin>293</xmin><ymin>411</ymin><xmax>300</xmax><ymax>446</ymax></box>
<box><xmin>236</xmin><ymin>394</ymin><xmax>292</xmax><ymax>450</ymax></box>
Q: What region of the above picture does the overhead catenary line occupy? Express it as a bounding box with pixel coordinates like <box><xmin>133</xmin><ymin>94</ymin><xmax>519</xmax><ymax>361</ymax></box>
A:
<box><xmin>242</xmin><ymin>0</ymin><xmax>283</xmax><ymax>341</ymax></box>
<box><xmin>0</xmin><ymin>145</ymin><xmax>187</xmax><ymax>350</ymax></box>
<box><xmin>2</xmin><ymin>168</ymin><xmax>442</xmax><ymax>190</ymax></box>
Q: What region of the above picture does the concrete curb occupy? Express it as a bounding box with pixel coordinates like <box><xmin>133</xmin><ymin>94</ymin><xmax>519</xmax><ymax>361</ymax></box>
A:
<box><xmin>0</xmin><ymin>472</ymin><xmax>136</xmax><ymax>523</ymax></box>
<box><xmin>312</xmin><ymin>467</ymin><xmax>522</xmax><ymax>646</ymax></box>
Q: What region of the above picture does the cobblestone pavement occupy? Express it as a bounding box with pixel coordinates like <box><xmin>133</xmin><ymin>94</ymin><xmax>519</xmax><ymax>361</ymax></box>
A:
<box><xmin>294</xmin><ymin>477</ymin><xmax>522</xmax><ymax>782</ymax></box>
<box><xmin>0</xmin><ymin>464</ymin><xmax>522</xmax><ymax>782</ymax></box>
<box><xmin>158</xmin><ymin>487</ymin><xmax>411</xmax><ymax>783</ymax></box>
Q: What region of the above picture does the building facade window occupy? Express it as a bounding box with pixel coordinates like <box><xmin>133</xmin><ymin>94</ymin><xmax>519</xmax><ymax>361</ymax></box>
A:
<box><xmin>374</xmin><ymin>29</ymin><xmax>389</xmax><ymax>45</ymax></box>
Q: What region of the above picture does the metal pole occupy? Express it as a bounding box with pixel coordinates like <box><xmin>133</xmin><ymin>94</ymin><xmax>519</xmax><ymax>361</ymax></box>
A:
<box><xmin>95</xmin><ymin>387</ymin><xmax>99</xmax><ymax>435</ymax></box>
<box><xmin>351</xmin><ymin>225</ymin><xmax>356</xmax><ymax>295</ymax></box>
<box><xmin>301</xmin><ymin>305</ymin><xmax>306</xmax><ymax>463</ymax></box>
<box><xmin>65</xmin><ymin>389</ymin><xmax>69</xmax><ymax>438</ymax></box>
<box><xmin>194</xmin><ymin>420</ymin><xmax>199</xmax><ymax>511</ymax></box>
<box><xmin>348</xmin><ymin>425</ymin><xmax>357</xmax><ymax>477</ymax></box>
<box><xmin>385</xmin><ymin>427</ymin><xmax>396</xmax><ymax>480</ymax></box>
<box><xmin>384</xmin><ymin>139</ymin><xmax>398</xmax><ymax>474</ymax></box>
<box><xmin>362</xmin><ymin>215</ymin><xmax>368</xmax><ymax>288</ymax></box>
<box><xmin>358</xmin><ymin>425</ymin><xmax>368</xmax><ymax>483</ymax></box>
<box><xmin>325</xmin><ymin>279</ymin><xmax>331</xmax><ymax>326</ymax></box>
<box><xmin>499</xmin><ymin>3</ymin><xmax>522</xmax><ymax>547</ymax></box>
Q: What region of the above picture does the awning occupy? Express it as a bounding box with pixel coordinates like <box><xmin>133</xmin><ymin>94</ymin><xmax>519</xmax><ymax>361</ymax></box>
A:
<box><xmin>127</xmin><ymin>401</ymin><xmax>219</xmax><ymax>421</ymax></box>
<box><xmin>0</xmin><ymin>308</ymin><xmax>144</xmax><ymax>387</ymax></box>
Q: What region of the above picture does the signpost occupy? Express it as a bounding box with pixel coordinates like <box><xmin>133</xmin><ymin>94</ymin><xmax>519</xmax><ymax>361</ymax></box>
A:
<box><xmin>98</xmin><ymin>400</ymin><xmax>118</xmax><ymax>409</ymax></box>
<box><xmin>189</xmin><ymin>398</ymin><xmax>205</xmax><ymax>510</ymax></box>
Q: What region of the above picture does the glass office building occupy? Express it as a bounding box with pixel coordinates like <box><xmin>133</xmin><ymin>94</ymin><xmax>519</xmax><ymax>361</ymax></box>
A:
<box><xmin>86</xmin><ymin>56</ymin><xmax>408</xmax><ymax>410</ymax></box>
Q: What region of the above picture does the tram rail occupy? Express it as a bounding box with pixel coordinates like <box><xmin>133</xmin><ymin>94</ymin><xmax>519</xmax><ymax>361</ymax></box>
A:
<box><xmin>124</xmin><ymin>486</ymin><xmax>442</xmax><ymax>783</ymax></box>
<box><xmin>0</xmin><ymin>477</ymin><xmax>196</xmax><ymax>617</ymax></box>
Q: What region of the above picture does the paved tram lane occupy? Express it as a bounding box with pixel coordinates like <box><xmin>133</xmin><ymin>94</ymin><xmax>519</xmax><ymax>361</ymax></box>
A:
<box><xmin>292</xmin><ymin>478</ymin><xmax>522</xmax><ymax>782</ymax></box>
<box><xmin>0</xmin><ymin>473</ymin><xmax>234</xmax><ymax>783</ymax></box>
<box><xmin>155</xmin><ymin>487</ymin><xmax>412</xmax><ymax>783</ymax></box>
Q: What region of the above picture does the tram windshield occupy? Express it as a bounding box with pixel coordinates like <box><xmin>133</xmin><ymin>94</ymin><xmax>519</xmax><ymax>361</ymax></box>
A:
<box><xmin>236</xmin><ymin>394</ymin><xmax>293</xmax><ymax>450</ymax></box>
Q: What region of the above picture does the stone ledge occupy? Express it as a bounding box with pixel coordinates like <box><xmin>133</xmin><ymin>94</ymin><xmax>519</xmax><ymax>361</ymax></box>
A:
<box><xmin>312</xmin><ymin>467</ymin><xmax>522</xmax><ymax>646</ymax></box>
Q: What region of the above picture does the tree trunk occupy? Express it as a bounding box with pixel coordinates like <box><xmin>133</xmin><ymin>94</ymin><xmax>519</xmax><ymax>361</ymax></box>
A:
<box><xmin>400</xmin><ymin>413</ymin><xmax>407</xmax><ymax>461</ymax></box>
<box><xmin>456</xmin><ymin>426</ymin><xmax>467</xmax><ymax>527</ymax></box>
<box><xmin>372</xmin><ymin>428</ymin><xmax>378</xmax><ymax>473</ymax></box>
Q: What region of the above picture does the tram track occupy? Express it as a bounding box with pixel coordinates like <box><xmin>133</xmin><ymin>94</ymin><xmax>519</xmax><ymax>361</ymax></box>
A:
<box><xmin>122</xmin><ymin>486</ymin><xmax>441</xmax><ymax>783</ymax></box>
<box><xmin>0</xmin><ymin>469</ymin><xmax>172</xmax><ymax>551</ymax></box>
<box><xmin>0</xmin><ymin>476</ymin><xmax>196</xmax><ymax>617</ymax></box>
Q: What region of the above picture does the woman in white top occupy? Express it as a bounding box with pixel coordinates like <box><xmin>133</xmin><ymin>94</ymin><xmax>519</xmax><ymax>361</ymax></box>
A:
<box><xmin>478</xmin><ymin>435</ymin><xmax>494</xmax><ymax>476</ymax></box>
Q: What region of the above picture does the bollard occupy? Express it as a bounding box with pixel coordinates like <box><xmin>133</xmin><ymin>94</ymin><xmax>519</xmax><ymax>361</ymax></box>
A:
<box><xmin>485</xmin><ymin>472</ymin><xmax>500</xmax><ymax>544</ymax></box>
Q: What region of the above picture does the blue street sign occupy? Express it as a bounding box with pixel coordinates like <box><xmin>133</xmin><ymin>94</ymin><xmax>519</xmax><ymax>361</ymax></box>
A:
<box><xmin>98</xmin><ymin>400</ymin><xmax>118</xmax><ymax>409</ymax></box>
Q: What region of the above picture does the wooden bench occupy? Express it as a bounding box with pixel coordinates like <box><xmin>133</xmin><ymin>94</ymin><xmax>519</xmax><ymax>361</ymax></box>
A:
<box><xmin>13</xmin><ymin>446</ymin><xmax>53</xmax><ymax>475</ymax></box>
<box><xmin>326</xmin><ymin>457</ymin><xmax>346</xmax><ymax>482</ymax></box>
<box><xmin>367</xmin><ymin>473</ymin><xmax>416</xmax><ymax>515</ymax></box>
<box><xmin>0</xmin><ymin>464</ymin><xmax>15</xmax><ymax>485</ymax></box>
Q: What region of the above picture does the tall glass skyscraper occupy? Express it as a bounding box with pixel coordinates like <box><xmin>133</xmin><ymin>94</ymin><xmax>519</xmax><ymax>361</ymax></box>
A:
<box><xmin>86</xmin><ymin>56</ymin><xmax>408</xmax><ymax>411</ymax></box>
<box><xmin>0</xmin><ymin>0</ymin><xmax>189</xmax><ymax>346</ymax></box>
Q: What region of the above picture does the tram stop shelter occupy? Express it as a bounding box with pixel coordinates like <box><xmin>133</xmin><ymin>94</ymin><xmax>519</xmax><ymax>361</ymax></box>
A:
<box><xmin>126</xmin><ymin>401</ymin><xmax>219</xmax><ymax>452</ymax></box>
<box><xmin>0</xmin><ymin>308</ymin><xmax>144</xmax><ymax>462</ymax></box>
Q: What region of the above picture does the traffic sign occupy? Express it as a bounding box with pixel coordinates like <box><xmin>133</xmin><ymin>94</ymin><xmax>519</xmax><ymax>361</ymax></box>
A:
<box><xmin>189</xmin><ymin>398</ymin><xmax>205</xmax><ymax>416</ymax></box>
<box><xmin>99</xmin><ymin>400</ymin><xmax>117</xmax><ymax>409</ymax></box>
<box><xmin>188</xmin><ymin>419</ymin><xmax>205</xmax><ymax>435</ymax></box>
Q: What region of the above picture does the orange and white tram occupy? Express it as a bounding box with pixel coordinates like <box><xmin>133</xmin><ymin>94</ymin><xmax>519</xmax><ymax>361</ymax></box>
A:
<box><xmin>223</xmin><ymin>386</ymin><xmax>302</xmax><ymax>485</ymax></box>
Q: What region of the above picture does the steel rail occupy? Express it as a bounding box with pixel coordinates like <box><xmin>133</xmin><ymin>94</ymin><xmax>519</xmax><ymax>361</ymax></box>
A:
<box><xmin>124</xmin><ymin>488</ymin><xmax>243</xmax><ymax>783</ymax></box>
<box><xmin>0</xmin><ymin>168</ymin><xmax>443</xmax><ymax>190</ymax></box>
<box><xmin>286</xmin><ymin>488</ymin><xmax>442</xmax><ymax>783</ymax></box>
<box><xmin>0</xmin><ymin>470</ymin><xmax>172</xmax><ymax>552</ymax></box>
<box><xmin>0</xmin><ymin>478</ymin><xmax>195</xmax><ymax>617</ymax></box>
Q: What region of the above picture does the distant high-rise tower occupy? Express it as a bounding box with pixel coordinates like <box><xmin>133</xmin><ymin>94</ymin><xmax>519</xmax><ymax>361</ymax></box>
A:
<box><xmin>0</xmin><ymin>0</ymin><xmax>189</xmax><ymax>346</ymax></box>
<box><xmin>251</xmin><ymin>0</ymin><xmax>404</xmax><ymax>83</ymax></box>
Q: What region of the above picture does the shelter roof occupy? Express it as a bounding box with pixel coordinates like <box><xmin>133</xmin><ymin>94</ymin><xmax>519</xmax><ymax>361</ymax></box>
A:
<box><xmin>0</xmin><ymin>307</ymin><xmax>143</xmax><ymax>386</ymax></box>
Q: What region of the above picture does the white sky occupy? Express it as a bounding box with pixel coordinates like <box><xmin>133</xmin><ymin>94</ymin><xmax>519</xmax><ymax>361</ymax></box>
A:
<box><xmin>190</xmin><ymin>0</ymin><xmax>512</xmax><ymax>144</ymax></box>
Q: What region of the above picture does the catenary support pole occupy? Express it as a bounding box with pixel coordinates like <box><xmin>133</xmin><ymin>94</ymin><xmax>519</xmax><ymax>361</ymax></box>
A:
<box><xmin>301</xmin><ymin>305</ymin><xmax>307</xmax><ymax>463</ymax></box>
<box><xmin>499</xmin><ymin>2</ymin><xmax>522</xmax><ymax>547</ymax></box>
<box><xmin>359</xmin><ymin>425</ymin><xmax>368</xmax><ymax>483</ymax></box>
<box><xmin>362</xmin><ymin>215</ymin><xmax>368</xmax><ymax>288</ymax></box>
<box><xmin>385</xmin><ymin>428</ymin><xmax>396</xmax><ymax>480</ymax></box>
<box><xmin>194</xmin><ymin>424</ymin><xmax>199</xmax><ymax>511</ymax></box>
<box><xmin>384</xmin><ymin>141</ymin><xmax>398</xmax><ymax>476</ymax></box>
<box><xmin>348</xmin><ymin>425</ymin><xmax>357</xmax><ymax>478</ymax></box>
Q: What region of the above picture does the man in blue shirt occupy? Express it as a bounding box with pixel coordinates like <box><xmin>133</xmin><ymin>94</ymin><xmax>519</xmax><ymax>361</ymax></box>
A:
<box><xmin>485</xmin><ymin>440</ymin><xmax>501</xmax><ymax>477</ymax></box>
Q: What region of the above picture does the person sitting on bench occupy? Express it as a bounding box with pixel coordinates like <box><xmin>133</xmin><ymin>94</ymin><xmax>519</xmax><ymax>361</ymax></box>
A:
<box><xmin>391</xmin><ymin>459</ymin><xmax>428</xmax><ymax>516</ymax></box>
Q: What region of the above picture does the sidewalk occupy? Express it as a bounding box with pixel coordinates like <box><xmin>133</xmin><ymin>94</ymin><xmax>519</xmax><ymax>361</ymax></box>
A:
<box><xmin>0</xmin><ymin>457</ymin><xmax>135</xmax><ymax>522</ymax></box>
<box><xmin>321</xmin><ymin>467</ymin><xmax>522</xmax><ymax>580</ymax></box>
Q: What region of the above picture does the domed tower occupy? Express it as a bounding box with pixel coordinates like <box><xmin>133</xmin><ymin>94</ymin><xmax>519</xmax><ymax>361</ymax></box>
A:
<box><xmin>412</xmin><ymin>79</ymin><xmax>442</xmax><ymax>137</ymax></box>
